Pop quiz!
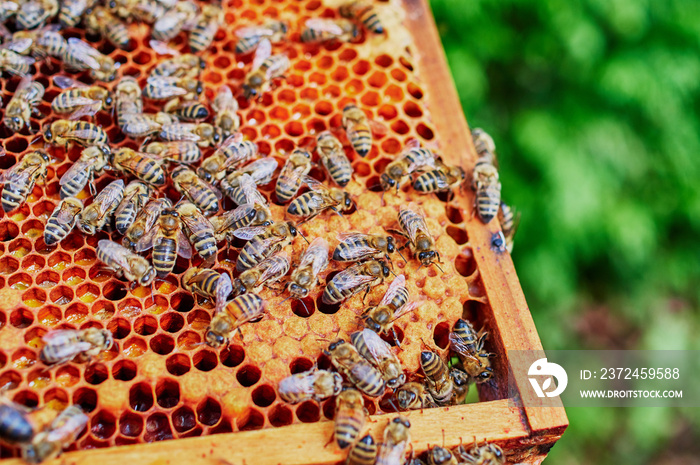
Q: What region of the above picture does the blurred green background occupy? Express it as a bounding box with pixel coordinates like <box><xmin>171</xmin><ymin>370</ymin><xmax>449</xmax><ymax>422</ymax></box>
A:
<box><xmin>429</xmin><ymin>0</ymin><xmax>700</xmax><ymax>463</ymax></box>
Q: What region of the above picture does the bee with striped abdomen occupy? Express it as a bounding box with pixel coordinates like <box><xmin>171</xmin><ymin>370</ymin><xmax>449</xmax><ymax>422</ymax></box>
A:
<box><xmin>143</xmin><ymin>140</ymin><xmax>201</xmax><ymax>164</ymax></box>
<box><xmin>288</xmin><ymin>237</ymin><xmax>329</xmax><ymax>300</ymax></box>
<box><xmin>144</xmin><ymin>76</ymin><xmax>203</xmax><ymax>101</ymax></box>
<box><xmin>471</xmin><ymin>157</ymin><xmax>501</xmax><ymax>224</ymax></box>
<box><xmin>212</xmin><ymin>85</ymin><xmax>240</xmax><ymax>138</ymax></box>
<box><xmin>171</xmin><ymin>165</ymin><xmax>220</xmax><ymax>216</ymax></box>
<box><xmin>220</xmin><ymin>157</ymin><xmax>278</xmax><ymax>204</ymax></box>
<box><xmin>114</xmin><ymin>181</ymin><xmax>152</xmax><ymax>235</ymax></box>
<box><xmin>219</xmin><ymin>173</ymin><xmax>274</xmax><ymax>227</ymax></box>
<box><xmin>427</xmin><ymin>446</ymin><xmax>458</xmax><ymax>465</ymax></box>
<box><xmin>420</xmin><ymin>347</ymin><xmax>454</xmax><ymax>406</ymax></box>
<box><xmin>376</xmin><ymin>417</ymin><xmax>411</xmax><ymax>465</ymax></box>
<box><xmin>59</xmin><ymin>146</ymin><xmax>110</xmax><ymax>199</ymax></box>
<box><xmin>43</xmin><ymin>197</ymin><xmax>83</xmax><ymax>245</ymax></box>
<box><xmin>398</xmin><ymin>203</ymin><xmax>442</xmax><ymax>270</ymax></box>
<box><xmin>78</xmin><ymin>179</ymin><xmax>124</xmax><ymax>235</ymax></box>
<box><xmin>278</xmin><ymin>369</ymin><xmax>342</xmax><ymax>404</ymax></box>
<box><xmin>3</xmin><ymin>25</ymin><xmax>67</xmax><ymax>59</ymax></box>
<box><xmin>233</xmin><ymin>221</ymin><xmax>298</xmax><ymax>271</ymax></box>
<box><xmin>450</xmin><ymin>368</ymin><xmax>470</xmax><ymax>404</ymax></box>
<box><xmin>61</xmin><ymin>37</ymin><xmax>119</xmax><ymax>82</ymax></box>
<box><xmin>275</xmin><ymin>148</ymin><xmax>312</xmax><ymax>203</ymax></box>
<box><xmin>413</xmin><ymin>159</ymin><xmax>466</xmax><ymax>195</ymax></box>
<box><xmin>334</xmin><ymin>388</ymin><xmax>366</xmax><ymax>450</ymax></box>
<box><xmin>242</xmin><ymin>38</ymin><xmax>290</xmax><ymax>100</ymax></box>
<box><xmin>39</xmin><ymin>328</ymin><xmax>113</xmax><ymax>365</ymax></box>
<box><xmin>333</xmin><ymin>232</ymin><xmax>400</xmax><ymax>263</ymax></box>
<box><xmin>233</xmin><ymin>251</ymin><xmax>290</xmax><ymax>295</ymax></box>
<box><xmin>83</xmin><ymin>5</ymin><xmax>130</xmax><ymax>49</ymax></box>
<box><xmin>165</xmin><ymin>99</ymin><xmax>210</xmax><ymax>122</ymax></box>
<box><xmin>122</xmin><ymin>197</ymin><xmax>171</xmax><ymax>250</ymax></box>
<box><xmin>342</xmin><ymin>104</ymin><xmax>386</xmax><ymax>158</ymax></box>
<box><xmin>471</xmin><ymin>128</ymin><xmax>496</xmax><ymax>159</ymax></box>
<box><xmin>0</xmin><ymin>149</ymin><xmax>50</xmax><ymax>212</ymax></box>
<box><xmin>454</xmin><ymin>441</ymin><xmax>504</xmax><ymax>465</ymax></box>
<box><xmin>111</xmin><ymin>148</ymin><xmax>167</xmax><ymax>186</ymax></box>
<box><xmin>20</xmin><ymin>405</ymin><xmax>88</xmax><ymax>464</ymax></box>
<box><xmin>197</xmin><ymin>134</ymin><xmax>258</xmax><ymax>183</ymax></box>
<box><xmin>43</xmin><ymin>119</ymin><xmax>109</xmax><ymax>149</ymax></box>
<box><xmin>325</xmin><ymin>339</ymin><xmax>385</xmax><ymax>397</ymax></box>
<box><xmin>322</xmin><ymin>259</ymin><xmax>390</xmax><ymax>306</ymax></box>
<box><xmin>395</xmin><ymin>382</ymin><xmax>436</xmax><ymax>411</ymax></box>
<box><xmin>287</xmin><ymin>176</ymin><xmax>353</xmax><ymax>222</ymax></box>
<box><xmin>449</xmin><ymin>319</ymin><xmax>494</xmax><ymax>383</ymax></box>
<box><xmin>316</xmin><ymin>131</ymin><xmax>353</xmax><ymax>187</ymax></box>
<box><xmin>176</xmin><ymin>200</ymin><xmax>217</xmax><ymax>260</ymax></box>
<box><xmin>234</xmin><ymin>20</ymin><xmax>287</xmax><ymax>55</ymax></box>
<box><xmin>300</xmin><ymin>18</ymin><xmax>358</xmax><ymax>44</ymax></box>
<box><xmin>498</xmin><ymin>202</ymin><xmax>518</xmax><ymax>253</ymax></box>
<box><xmin>58</xmin><ymin>0</ymin><xmax>89</xmax><ymax>27</ymax></box>
<box><xmin>159</xmin><ymin>122</ymin><xmax>222</xmax><ymax>147</ymax></box>
<box><xmin>15</xmin><ymin>0</ymin><xmax>57</xmax><ymax>30</ymax></box>
<box><xmin>351</xmin><ymin>328</ymin><xmax>405</xmax><ymax>389</ymax></box>
<box><xmin>96</xmin><ymin>239</ymin><xmax>156</xmax><ymax>286</ymax></box>
<box><xmin>182</xmin><ymin>268</ymin><xmax>232</xmax><ymax>305</ymax></box>
<box><xmin>51</xmin><ymin>76</ymin><xmax>113</xmax><ymax>120</ymax></box>
<box><xmin>209</xmin><ymin>203</ymin><xmax>265</xmax><ymax>243</ymax></box>
<box><xmin>114</xmin><ymin>76</ymin><xmax>143</xmax><ymax>130</ymax></box>
<box><xmin>149</xmin><ymin>40</ymin><xmax>205</xmax><ymax>79</ymax></box>
<box><xmin>206</xmin><ymin>292</ymin><xmax>266</xmax><ymax>347</ymax></box>
<box><xmin>0</xmin><ymin>398</ymin><xmax>34</xmax><ymax>445</ymax></box>
<box><xmin>3</xmin><ymin>75</ymin><xmax>44</xmax><ymax>132</ymax></box>
<box><xmin>348</xmin><ymin>434</ymin><xmax>378</xmax><ymax>465</ymax></box>
<box><xmin>135</xmin><ymin>207</ymin><xmax>191</xmax><ymax>278</ymax></box>
<box><xmin>339</xmin><ymin>1</ymin><xmax>384</xmax><ymax>34</ymax></box>
<box><xmin>380</xmin><ymin>142</ymin><xmax>436</xmax><ymax>193</ymax></box>
<box><xmin>121</xmin><ymin>112</ymin><xmax>178</xmax><ymax>139</ymax></box>
<box><xmin>188</xmin><ymin>3</ymin><xmax>222</xmax><ymax>52</ymax></box>
<box><xmin>152</xmin><ymin>1</ymin><xmax>198</xmax><ymax>42</ymax></box>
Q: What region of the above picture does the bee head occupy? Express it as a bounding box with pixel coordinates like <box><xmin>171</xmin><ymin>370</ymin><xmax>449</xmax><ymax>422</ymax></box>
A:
<box><xmin>392</xmin><ymin>417</ymin><xmax>410</xmax><ymax>429</ymax></box>
<box><xmin>380</xmin><ymin>261</ymin><xmax>391</xmax><ymax>277</ymax></box>
<box><xmin>42</xmin><ymin>123</ymin><xmax>52</xmax><ymax>141</ymax></box>
<box><xmin>195</xmin><ymin>81</ymin><xmax>204</xmax><ymax>95</ymax></box>
<box><xmin>199</xmin><ymin>58</ymin><xmax>206</xmax><ymax>70</ymax></box>
<box><xmin>328</xmin><ymin>339</ymin><xmax>345</xmax><ymax>351</ymax></box>
<box><xmin>205</xmin><ymin>330</ymin><xmax>225</xmax><ymax>348</ymax></box>
<box><xmin>37</xmin><ymin>150</ymin><xmax>50</xmax><ymax>163</ymax></box>
<box><xmin>385</xmin><ymin>236</ymin><xmax>395</xmax><ymax>253</ymax></box>
<box><xmin>343</xmin><ymin>194</ymin><xmax>353</xmax><ymax>209</ymax></box>
<box><xmin>418</xmin><ymin>250</ymin><xmax>436</xmax><ymax>264</ymax></box>
<box><xmin>397</xmin><ymin>388</ymin><xmax>416</xmax><ymax>409</ymax></box>
<box><xmin>287</xmin><ymin>222</ymin><xmax>297</xmax><ymax>236</ymax></box>
<box><xmin>379</xmin><ymin>173</ymin><xmax>395</xmax><ymax>190</ymax></box>
<box><xmin>387</xmin><ymin>374</ymin><xmax>405</xmax><ymax>390</ymax></box>
<box><xmin>108</xmin><ymin>0</ymin><xmax>117</xmax><ymax>8</ymax></box>
<box><xmin>366</xmin><ymin>318</ymin><xmax>382</xmax><ymax>333</ymax></box>
<box><xmin>104</xmin><ymin>95</ymin><xmax>114</xmax><ymax>107</ymax></box>
<box><xmin>477</xmin><ymin>367</ymin><xmax>494</xmax><ymax>382</ymax></box>
<box><xmin>138</xmin><ymin>265</ymin><xmax>156</xmax><ymax>287</ymax></box>
<box><xmin>212</xmin><ymin>129</ymin><xmax>222</xmax><ymax>144</ymax></box>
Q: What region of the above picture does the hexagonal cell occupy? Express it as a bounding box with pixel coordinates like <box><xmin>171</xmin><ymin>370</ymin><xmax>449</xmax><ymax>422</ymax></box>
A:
<box><xmin>76</xmin><ymin>282</ymin><xmax>100</xmax><ymax>304</ymax></box>
<box><xmin>21</xmin><ymin>254</ymin><xmax>45</xmax><ymax>273</ymax></box>
<box><xmin>103</xmin><ymin>281</ymin><xmax>128</xmax><ymax>301</ymax></box>
<box><xmin>172</xmin><ymin>406</ymin><xmax>197</xmax><ymax>433</ymax></box>
<box><xmin>220</xmin><ymin>344</ymin><xmax>245</xmax><ymax>368</ymax></box>
<box><xmin>112</xmin><ymin>359</ymin><xmax>138</xmax><ymax>382</ymax></box>
<box><xmin>196</xmin><ymin>398</ymin><xmax>222</xmax><ymax>426</ymax></box>
<box><xmin>92</xmin><ymin>300</ymin><xmax>116</xmax><ymax>320</ymax></box>
<box><xmin>84</xmin><ymin>363</ymin><xmax>109</xmax><ymax>385</ymax></box>
<box><xmin>193</xmin><ymin>350</ymin><xmax>218</xmax><ymax>372</ymax></box>
<box><xmin>10</xmin><ymin>309</ymin><xmax>33</xmax><ymax>329</ymax></box>
<box><xmin>160</xmin><ymin>312</ymin><xmax>185</xmax><ymax>333</ymax></box>
<box><xmin>47</xmin><ymin>251</ymin><xmax>72</xmax><ymax>272</ymax></box>
<box><xmin>73</xmin><ymin>387</ymin><xmax>98</xmax><ymax>413</ymax></box>
<box><xmin>8</xmin><ymin>272</ymin><xmax>32</xmax><ymax>290</ymax></box>
<box><xmin>150</xmin><ymin>334</ymin><xmax>175</xmax><ymax>355</ymax></box>
<box><xmin>176</xmin><ymin>331</ymin><xmax>201</xmax><ymax>351</ymax></box>
<box><xmin>50</xmin><ymin>285</ymin><xmax>74</xmax><ymax>305</ymax></box>
<box><xmin>123</xmin><ymin>337</ymin><xmax>148</xmax><ymax>358</ymax></box>
<box><xmin>156</xmin><ymin>378</ymin><xmax>180</xmax><ymax>409</ymax></box>
<box><xmin>13</xmin><ymin>390</ymin><xmax>39</xmax><ymax>408</ymax></box>
<box><xmin>65</xmin><ymin>302</ymin><xmax>89</xmax><ymax>324</ymax></box>
<box><xmin>166</xmin><ymin>354</ymin><xmax>191</xmax><ymax>376</ymax></box>
<box><xmin>21</xmin><ymin>288</ymin><xmax>46</xmax><ymax>309</ymax></box>
<box><xmin>236</xmin><ymin>364</ymin><xmax>261</xmax><ymax>387</ymax></box>
<box><xmin>119</xmin><ymin>412</ymin><xmax>144</xmax><ymax>438</ymax></box>
<box><xmin>129</xmin><ymin>382</ymin><xmax>154</xmax><ymax>412</ymax></box>
<box><xmin>91</xmin><ymin>410</ymin><xmax>117</xmax><ymax>440</ymax></box>
<box><xmin>144</xmin><ymin>413</ymin><xmax>173</xmax><ymax>442</ymax></box>
<box><xmin>296</xmin><ymin>400</ymin><xmax>320</xmax><ymax>423</ymax></box>
<box><xmin>0</xmin><ymin>256</ymin><xmax>19</xmax><ymax>275</ymax></box>
<box><xmin>23</xmin><ymin>327</ymin><xmax>47</xmax><ymax>349</ymax></box>
<box><xmin>186</xmin><ymin>310</ymin><xmax>211</xmax><ymax>331</ymax></box>
<box><xmin>170</xmin><ymin>293</ymin><xmax>194</xmax><ymax>313</ymax></box>
<box><xmin>35</xmin><ymin>270</ymin><xmax>59</xmax><ymax>288</ymax></box>
<box><xmin>0</xmin><ymin>222</ymin><xmax>19</xmax><ymax>242</ymax></box>
<box><xmin>0</xmin><ymin>371</ymin><xmax>22</xmax><ymax>391</ymax></box>
<box><xmin>268</xmin><ymin>404</ymin><xmax>294</xmax><ymax>427</ymax></box>
<box><xmin>134</xmin><ymin>315</ymin><xmax>158</xmax><ymax>336</ymax></box>
<box><xmin>11</xmin><ymin>348</ymin><xmax>36</xmax><ymax>370</ymax></box>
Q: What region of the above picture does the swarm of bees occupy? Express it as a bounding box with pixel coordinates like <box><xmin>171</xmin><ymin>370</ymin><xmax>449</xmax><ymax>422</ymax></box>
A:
<box><xmin>0</xmin><ymin>0</ymin><xmax>519</xmax><ymax>463</ymax></box>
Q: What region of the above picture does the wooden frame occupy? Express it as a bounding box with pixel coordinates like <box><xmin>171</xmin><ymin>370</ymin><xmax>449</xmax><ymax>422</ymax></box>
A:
<box><xmin>1</xmin><ymin>0</ymin><xmax>567</xmax><ymax>463</ymax></box>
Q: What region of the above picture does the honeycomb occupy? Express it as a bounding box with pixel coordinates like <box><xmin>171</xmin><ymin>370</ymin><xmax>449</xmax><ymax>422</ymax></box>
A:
<box><xmin>0</xmin><ymin>0</ymin><xmax>498</xmax><ymax>457</ymax></box>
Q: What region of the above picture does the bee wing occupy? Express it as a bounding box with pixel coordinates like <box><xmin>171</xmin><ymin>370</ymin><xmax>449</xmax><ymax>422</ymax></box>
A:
<box><xmin>66</xmin><ymin>38</ymin><xmax>102</xmax><ymax>70</ymax></box>
<box><xmin>162</xmin><ymin>123</ymin><xmax>200</xmax><ymax>141</ymax></box>
<box><xmin>177</xmin><ymin>233</ymin><xmax>193</xmax><ymax>259</ymax></box>
<box><xmin>0</xmin><ymin>37</ymin><xmax>33</xmax><ymax>54</ymax></box>
<box><xmin>123</xmin><ymin>115</ymin><xmax>163</xmax><ymax>137</ymax></box>
<box><xmin>14</xmin><ymin>74</ymin><xmax>32</xmax><ymax>92</ymax></box>
<box><xmin>258</xmin><ymin>252</ymin><xmax>290</xmax><ymax>283</ymax></box>
<box><xmin>53</xmin><ymin>75</ymin><xmax>83</xmax><ymax>89</ymax></box>
<box><xmin>179</xmin><ymin>210</ymin><xmax>214</xmax><ymax>234</ymax></box>
<box><xmin>278</xmin><ymin>158</ymin><xmax>308</xmax><ymax>192</ymax></box>
<box><xmin>146</xmin><ymin>76</ymin><xmax>189</xmax><ymax>97</ymax></box>
<box><xmin>304</xmin><ymin>18</ymin><xmax>345</xmax><ymax>35</ymax></box>
<box><xmin>215</xmin><ymin>203</ymin><xmax>255</xmax><ymax>231</ymax></box>
<box><xmin>149</xmin><ymin>40</ymin><xmax>180</xmax><ymax>56</ymax></box>
<box><xmin>45</xmin><ymin>410</ymin><xmax>89</xmax><ymax>443</ymax></box>
<box><xmin>115</xmin><ymin>150</ymin><xmax>160</xmax><ymax>171</ymax></box>
<box><xmin>379</xmin><ymin>274</ymin><xmax>406</xmax><ymax>307</ymax></box>
<box><xmin>153</xmin><ymin>11</ymin><xmax>186</xmax><ymax>35</ymax></box>
<box><xmin>330</xmin><ymin>267</ymin><xmax>375</xmax><ymax>290</ymax></box>
<box><xmin>448</xmin><ymin>331</ymin><xmax>481</xmax><ymax>363</ymax></box>
<box><xmin>252</xmin><ymin>38</ymin><xmax>271</xmax><ymax>71</ymax></box>
<box><xmin>0</xmin><ymin>162</ymin><xmax>39</xmax><ymax>186</ymax></box>
<box><xmin>399</xmin><ymin>205</ymin><xmax>429</xmax><ymax>242</ymax></box>
<box><xmin>335</xmin><ymin>233</ymin><xmax>380</xmax><ymax>261</ymax></box>
<box><xmin>55</xmin><ymin>202</ymin><xmax>82</xmax><ymax>223</ymax></box>
<box><xmin>369</xmin><ymin>119</ymin><xmax>388</xmax><ymax>136</ymax></box>
<box><xmin>61</xmin><ymin>127</ymin><xmax>101</xmax><ymax>142</ymax></box>
<box><xmin>232</xmin><ymin>225</ymin><xmax>267</xmax><ymax>241</ymax></box>
<box><xmin>215</xmin><ymin>273</ymin><xmax>233</xmax><ymax>314</ymax></box>
<box><xmin>235</xmin><ymin>25</ymin><xmax>275</xmax><ymax>38</ymax></box>
<box><xmin>134</xmin><ymin>224</ymin><xmax>158</xmax><ymax>252</ymax></box>
<box><xmin>0</xmin><ymin>22</ymin><xmax>13</xmax><ymax>40</ymax></box>
<box><xmin>247</xmin><ymin>157</ymin><xmax>278</xmax><ymax>184</ymax></box>
<box><xmin>303</xmin><ymin>238</ymin><xmax>330</xmax><ymax>275</ymax></box>
<box><xmin>360</xmin><ymin>328</ymin><xmax>394</xmax><ymax>363</ymax></box>
<box><xmin>212</xmin><ymin>85</ymin><xmax>237</xmax><ymax>112</ymax></box>
<box><xmin>41</xmin><ymin>329</ymin><xmax>82</xmax><ymax>344</ymax></box>
<box><xmin>234</xmin><ymin>174</ymin><xmax>265</xmax><ymax>206</ymax></box>
<box><xmin>302</xmin><ymin>175</ymin><xmax>329</xmax><ymax>193</ymax></box>
<box><xmin>68</xmin><ymin>99</ymin><xmax>103</xmax><ymax>120</ymax></box>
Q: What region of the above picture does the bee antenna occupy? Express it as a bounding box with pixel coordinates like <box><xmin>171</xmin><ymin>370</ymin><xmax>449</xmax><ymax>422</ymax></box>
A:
<box><xmin>297</xmin><ymin>229</ymin><xmax>310</xmax><ymax>244</ymax></box>
<box><xmin>388</xmin><ymin>268</ymin><xmax>397</xmax><ymax>278</ymax></box>
<box><xmin>395</xmin><ymin>248</ymin><xmax>408</xmax><ymax>264</ymax></box>
<box><xmin>434</xmin><ymin>262</ymin><xmax>444</xmax><ymax>273</ymax></box>
<box><xmin>279</xmin><ymin>294</ymin><xmax>293</xmax><ymax>305</ymax></box>
<box><xmin>387</xmin><ymin>396</ymin><xmax>399</xmax><ymax>412</ymax></box>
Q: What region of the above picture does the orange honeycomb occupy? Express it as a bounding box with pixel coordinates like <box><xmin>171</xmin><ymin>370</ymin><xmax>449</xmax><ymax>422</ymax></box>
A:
<box><xmin>0</xmin><ymin>0</ymin><xmax>497</xmax><ymax>457</ymax></box>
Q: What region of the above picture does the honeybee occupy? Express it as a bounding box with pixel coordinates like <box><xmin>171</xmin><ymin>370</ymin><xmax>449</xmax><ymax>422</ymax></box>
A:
<box><xmin>376</xmin><ymin>417</ymin><xmax>411</xmax><ymax>465</ymax></box>
<box><xmin>210</xmin><ymin>203</ymin><xmax>267</xmax><ymax>243</ymax></box>
<box><xmin>333</xmin><ymin>232</ymin><xmax>400</xmax><ymax>263</ymax></box>
<box><xmin>340</xmin><ymin>1</ymin><xmax>384</xmax><ymax>34</ymax></box>
<box><xmin>347</xmin><ymin>434</ymin><xmax>378</xmax><ymax>465</ymax></box>
<box><xmin>288</xmin><ymin>237</ymin><xmax>329</xmax><ymax>300</ymax></box>
<box><xmin>20</xmin><ymin>405</ymin><xmax>88</xmax><ymax>464</ymax></box>
<box><xmin>220</xmin><ymin>157</ymin><xmax>278</xmax><ymax>204</ymax></box>
<box><xmin>61</xmin><ymin>37</ymin><xmax>119</xmax><ymax>82</ymax></box>
<box><xmin>449</xmin><ymin>319</ymin><xmax>494</xmax><ymax>383</ymax></box>
<box><xmin>111</xmin><ymin>148</ymin><xmax>167</xmax><ymax>186</ymax></box>
<box><xmin>0</xmin><ymin>149</ymin><xmax>50</xmax><ymax>212</ymax></box>
<box><xmin>188</xmin><ymin>3</ymin><xmax>222</xmax><ymax>52</ymax></box>
<box><xmin>181</xmin><ymin>268</ymin><xmax>232</xmax><ymax>303</ymax></box>
<box><xmin>232</xmin><ymin>251</ymin><xmax>289</xmax><ymax>295</ymax></box>
<box><xmin>39</xmin><ymin>328</ymin><xmax>113</xmax><ymax>365</ymax></box>
<box><xmin>205</xmin><ymin>292</ymin><xmax>266</xmax><ymax>348</ymax></box>
<box><xmin>334</xmin><ymin>389</ymin><xmax>366</xmax><ymax>450</ymax></box>
<box><xmin>43</xmin><ymin>120</ymin><xmax>109</xmax><ymax>148</ymax></box>
<box><xmin>287</xmin><ymin>176</ymin><xmax>353</xmax><ymax>222</ymax></box>
<box><xmin>152</xmin><ymin>1</ymin><xmax>198</xmax><ymax>42</ymax></box>
<box><xmin>0</xmin><ymin>24</ymin><xmax>65</xmax><ymax>58</ymax></box>
<box><xmin>44</xmin><ymin>197</ymin><xmax>83</xmax><ymax>245</ymax></box>
<box><xmin>149</xmin><ymin>40</ymin><xmax>205</xmax><ymax>79</ymax></box>
<box><xmin>322</xmin><ymin>259</ymin><xmax>391</xmax><ymax>305</ymax></box>
<box><xmin>197</xmin><ymin>134</ymin><xmax>258</xmax><ymax>183</ymax></box>
<box><xmin>454</xmin><ymin>441</ymin><xmax>504</xmax><ymax>465</ymax></box>
<box><xmin>0</xmin><ymin>48</ymin><xmax>35</xmax><ymax>76</ymax></box>
<box><xmin>51</xmin><ymin>76</ymin><xmax>113</xmax><ymax>120</ymax></box>
<box><xmin>450</xmin><ymin>368</ymin><xmax>470</xmax><ymax>404</ymax></box>
<box><xmin>300</xmin><ymin>18</ymin><xmax>359</xmax><ymax>44</ymax></box>
<box><xmin>143</xmin><ymin>140</ymin><xmax>201</xmax><ymax>164</ymax></box>
<box><xmin>114</xmin><ymin>180</ymin><xmax>152</xmax><ymax>235</ymax></box>
<box><xmin>59</xmin><ymin>146</ymin><xmax>110</xmax><ymax>199</ymax></box>
<box><xmin>122</xmin><ymin>197</ymin><xmax>171</xmax><ymax>249</ymax></box>
<box><xmin>398</xmin><ymin>203</ymin><xmax>442</xmax><ymax>269</ymax></box>
<box><xmin>3</xmin><ymin>75</ymin><xmax>44</xmax><ymax>132</ymax></box>
<box><xmin>278</xmin><ymin>368</ymin><xmax>342</xmax><ymax>404</ymax></box>
<box><xmin>210</xmin><ymin>86</ymin><xmax>240</xmax><ymax>138</ymax></box>
<box><xmin>317</xmin><ymin>131</ymin><xmax>353</xmax><ymax>187</ymax></box>
<box><xmin>15</xmin><ymin>0</ymin><xmax>58</xmax><ymax>30</ymax></box>
<box><xmin>171</xmin><ymin>165</ymin><xmax>220</xmax><ymax>215</ymax></box>
<box><xmin>121</xmin><ymin>111</ymin><xmax>178</xmax><ymax>139</ymax></box>
<box><xmin>325</xmin><ymin>339</ymin><xmax>385</xmax><ymax>397</ymax></box>
<box><xmin>234</xmin><ymin>20</ymin><xmax>288</xmax><ymax>55</ymax></box>
<box><xmin>380</xmin><ymin>143</ymin><xmax>436</xmax><ymax>193</ymax></box>
<box><xmin>395</xmin><ymin>382</ymin><xmax>436</xmax><ymax>410</ymax></box>
<box><xmin>58</xmin><ymin>0</ymin><xmax>90</xmax><ymax>27</ymax></box>
<box><xmin>275</xmin><ymin>148</ymin><xmax>312</xmax><ymax>203</ymax></box>
<box><xmin>96</xmin><ymin>239</ymin><xmax>156</xmax><ymax>286</ymax></box>
<box><xmin>159</xmin><ymin>122</ymin><xmax>222</xmax><ymax>147</ymax></box>
<box><xmin>144</xmin><ymin>76</ymin><xmax>203</xmax><ymax>101</ymax></box>
<box><xmin>114</xmin><ymin>76</ymin><xmax>143</xmax><ymax>129</ymax></box>
<box><xmin>78</xmin><ymin>179</ymin><xmax>124</xmax><ymax>234</ymax></box>
<box><xmin>233</xmin><ymin>221</ymin><xmax>298</xmax><ymax>271</ymax></box>
<box><xmin>83</xmin><ymin>5</ymin><xmax>130</xmax><ymax>49</ymax></box>
<box><xmin>420</xmin><ymin>348</ymin><xmax>453</xmax><ymax>406</ymax></box>
<box><xmin>342</xmin><ymin>104</ymin><xmax>387</xmax><ymax>158</ymax></box>
<box><xmin>470</xmin><ymin>128</ymin><xmax>496</xmax><ymax>159</ymax></box>
<box><xmin>471</xmin><ymin>157</ymin><xmax>501</xmax><ymax>224</ymax></box>
<box><xmin>135</xmin><ymin>207</ymin><xmax>192</xmax><ymax>278</ymax></box>
<box><xmin>413</xmin><ymin>160</ymin><xmax>466</xmax><ymax>194</ymax></box>
<box><xmin>498</xmin><ymin>202</ymin><xmax>518</xmax><ymax>253</ymax></box>
<box><xmin>361</xmin><ymin>275</ymin><xmax>412</xmax><ymax>339</ymax></box>
<box><xmin>165</xmin><ymin>98</ymin><xmax>209</xmax><ymax>122</ymax></box>
<box><xmin>351</xmin><ymin>328</ymin><xmax>405</xmax><ymax>389</ymax></box>
<box><xmin>427</xmin><ymin>446</ymin><xmax>458</xmax><ymax>465</ymax></box>
<box><xmin>176</xmin><ymin>200</ymin><xmax>217</xmax><ymax>260</ymax></box>
<box><xmin>242</xmin><ymin>38</ymin><xmax>290</xmax><ymax>100</ymax></box>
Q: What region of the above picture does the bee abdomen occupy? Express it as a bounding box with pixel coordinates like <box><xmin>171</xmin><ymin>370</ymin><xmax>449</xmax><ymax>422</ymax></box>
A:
<box><xmin>189</xmin><ymin>25</ymin><xmax>216</xmax><ymax>53</ymax></box>
<box><xmin>236</xmin><ymin>238</ymin><xmax>266</xmax><ymax>272</ymax></box>
<box><xmin>153</xmin><ymin>237</ymin><xmax>177</xmax><ymax>277</ymax></box>
<box><xmin>287</xmin><ymin>192</ymin><xmax>315</xmax><ymax>217</ymax></box>
<box><xmin>191</xmin><ymin>232</ymin><xmax>217</xmax><ymax>259</ymax></box>
<box><xmin>333</xmin><ymin>237</ymin><xmax>370</xmax><ymax>261</ymax></box>
<box><xmin>115</xmin><ymin>204</ymin><xmax>137</xmax><ymax>235</ymax></box>
<box><xmin>350</xmin><ymin>128</ymin><xmax>372</xmax><ymax>157</ymax></box>
<box><xmin>349</xmin><ymin>362</ymin><xmax>386</xmax><ymax>397</ymax></box>
<box><xmin>323</xmin><ymin>157</ymin><xmax>352</xmax><ymax>187</ymax></box>
<box><xmin>322</xmin><ymin>279</ymin><xmax>353</xmax><ymax>305</ymax></box>
<box><xmin>413</xmin><ymin>170</ymin><xmax>448</xmax><ymax>193</ymax></box>
<box><xmin>347</xmin><ymin>434</ymin><xmax>377</xmax><ymax>465</ymax></box>
<box><xmin>0</xmin><ymin>404</ymin><xmax>34</xmax><ymax>444</ymax></box>
<box><xmin>235</xmin><ymin>36</ymin><xmax>261</xmax><ymax>54</ymax></box>
<box><xmin>189</xmin><ymin>189</ymin><xmax>219</xmax><ymax>216</ymax></box>
<box><xmin>335</xmin><ymin>414</ymin><xmax>363</xmax><ymax>449</ymax></box>
<box><xmin>1</xmin><ymin>185</ymin><xmax>27</xmax><ymax>212</ymax></box>
<box><xmin>226</xmin><ymin>293</ymin><xmax>265</xmax><ymax>320</ymax></box>
<box><xmin>476</xmin><ymin>183</ymin><xmax>501</xmax><ymax>223</ymax></box>
<box><xmin>172</xmin><ymin>103</ymin><xmax>210</xmax><ymax>122</ymax></box>
<box><xmin>44</xmin><ymin>217</ymin><xmax>75</xmax><ymax>246</ymax></box>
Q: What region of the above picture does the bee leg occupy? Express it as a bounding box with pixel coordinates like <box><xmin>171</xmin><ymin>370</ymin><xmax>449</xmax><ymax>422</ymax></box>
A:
<box><xmin>323</xmin><ymin>431</ymin><xmax>335</xmax><ymax>448</ymax></box>
<box><xmin>237</xmin><ymin>327</ymin><xmax>244</xmax><ymax>341</ymax></box>
<box><xmin>392</xmin><ymin>327</ymin><xmax>401</xmax><ymax>348</ymax></box>
<box><xmin>360</xmin><ymin>285</ymin><xmax>371</xmax><ymax>303</ymax></box>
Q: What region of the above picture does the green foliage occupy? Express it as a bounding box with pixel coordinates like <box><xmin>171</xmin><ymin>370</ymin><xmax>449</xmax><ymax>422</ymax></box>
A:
<box><xmin>429</xmin><ymin>0</ymin><xmax>700</xmax><ymax>462</ymax></box>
